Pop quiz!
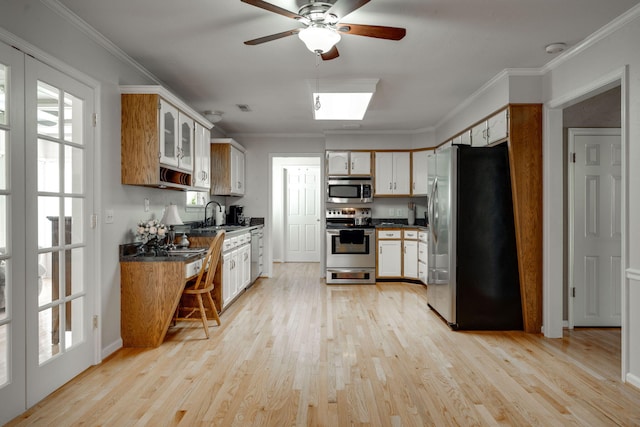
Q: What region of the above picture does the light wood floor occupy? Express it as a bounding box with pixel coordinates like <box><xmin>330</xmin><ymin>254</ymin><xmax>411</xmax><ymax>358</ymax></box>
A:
<box><xmin>7</xmin><ymin>263</ymin><xmax>640</xmax><ymax>426</ymax></box>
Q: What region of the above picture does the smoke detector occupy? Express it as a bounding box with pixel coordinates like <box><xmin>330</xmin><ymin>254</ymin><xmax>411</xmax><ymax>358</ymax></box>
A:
<box><xmin>545</xmin><ymin>43</ymin><xmax>567</xmax><ymax>54</ymax></box>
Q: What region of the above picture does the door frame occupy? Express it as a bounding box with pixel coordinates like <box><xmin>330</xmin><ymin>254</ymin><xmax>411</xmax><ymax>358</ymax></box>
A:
<box><xmin>544</xmin><ymin>66</ymin><xmax>628</xmax><ymax>380</ymax></box>
<box><xmin>567</xmin><ymin>127</ymin><xmax>622</xmax><ymax>329</ymax></box>
<box><xmin>270</xmin><ymin>155</ymin><xmax>324</xmax><ymax>273</ymax></box>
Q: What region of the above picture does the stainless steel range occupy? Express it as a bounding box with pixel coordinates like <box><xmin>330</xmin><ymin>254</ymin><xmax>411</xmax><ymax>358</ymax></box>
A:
<box><xmin>326</xmin><ymin>207</ymin><xmax>376</xmax><ymax>284</ymax></box>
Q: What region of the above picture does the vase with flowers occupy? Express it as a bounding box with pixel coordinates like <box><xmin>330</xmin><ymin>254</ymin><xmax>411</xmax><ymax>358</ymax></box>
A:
<box><xmin>135</xmin><ymin>219</ymin><xmax>168</xmax><ymax>255</ymax></box>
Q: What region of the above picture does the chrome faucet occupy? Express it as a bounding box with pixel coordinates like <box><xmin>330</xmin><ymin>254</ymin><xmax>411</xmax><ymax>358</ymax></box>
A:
<box><xmin>203</xmin><ymin>200</ymin><xmax>222</xmax><ymax>227</ymax></box>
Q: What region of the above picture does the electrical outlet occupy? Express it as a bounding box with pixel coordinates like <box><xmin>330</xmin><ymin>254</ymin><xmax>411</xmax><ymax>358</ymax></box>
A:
<box><xmin>105</xmin><ymin>209</ymin><xmax>114</xmax><ymax>224</ymax></box>
<box><xmin>144</xmin><ymin>198</ymin><xmax>149</xmax><ymax>212</ymax></box>
<box><xmin>397</xmin><ymin>208</ymin><xmax>405</xmax><ymax>217</ymax></box>
<box><xmin>388</xmin><ymin>208</ymin><xmax>395</xmax><ymax>217</ymax></box>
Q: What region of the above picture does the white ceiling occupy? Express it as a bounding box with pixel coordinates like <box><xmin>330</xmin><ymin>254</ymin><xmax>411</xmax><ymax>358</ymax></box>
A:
<box><xmin>56</xmin><ymin>0</ymin><xmax>640</xmax><ymax>136</ymax></box>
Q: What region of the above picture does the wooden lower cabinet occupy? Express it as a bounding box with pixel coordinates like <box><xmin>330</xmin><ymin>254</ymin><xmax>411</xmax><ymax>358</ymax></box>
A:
<box><xmin>120</xmin><ymin>260</ymin><xmax>187</xmax><ymax>347</ymax></box>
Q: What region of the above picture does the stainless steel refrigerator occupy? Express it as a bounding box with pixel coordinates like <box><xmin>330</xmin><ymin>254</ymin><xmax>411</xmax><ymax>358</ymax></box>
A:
<box><xmin>427</xmin><ymin>143</ymin><xmax>522</xmax><ymax>330</ymax></box>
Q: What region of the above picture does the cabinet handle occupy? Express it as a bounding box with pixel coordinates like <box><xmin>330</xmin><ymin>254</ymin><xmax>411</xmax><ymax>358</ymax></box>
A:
<box><xmin>345</xmin><ymin>162</ymin><xmax>348</xmax><ymax>171</ymax></box>
<box><xmin>389</xmin><ymin>182</ymin><xmax>393</xmax><ymax>190</ymax></box>
<box><xmin>394</xmin><ymin>182</ymin><xmax>397</xmax><ymax>190</ymax></box>
<box><xmin>404</xmin><ymin>245</ymin><xmax>407</xmax><ymax>254</ymax></box>
<box><xmin>351</xmin><ymin>161</ymin><xmax>354</xmax><ymax>170</ymax></box>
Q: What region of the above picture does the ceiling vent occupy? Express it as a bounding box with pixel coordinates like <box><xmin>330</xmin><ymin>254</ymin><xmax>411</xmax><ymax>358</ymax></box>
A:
<box><xmin>236</xmin><ymin>104</ymin><xmax>252</xmax><ymax>112</ymax></box>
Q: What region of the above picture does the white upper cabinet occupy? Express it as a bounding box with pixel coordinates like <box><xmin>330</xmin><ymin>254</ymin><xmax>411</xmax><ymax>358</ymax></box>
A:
<box><xmin>326</xmin><ymin>151</ymin><xmax>372</xmax><ymax>176</ymax></box>
<box><xmin>471</xmin><ymin>121</ymin><xmax>487</xmax><ymax>147</ymax></box>
<box><xmin>375</xmin><ymin>151</ymin><xmax>410</xmax><ymax>196</ymax></box>
<box><xmin>327</xmin><ymin>151</ymin><xmax>349</xmax><ymax>175</ymax></box>
<box><xmin>411</xmin><ymin>150</ymin><xmax>430</xmax><ymax>196</ymax></box>
<box><xmin>230</xmin><ymin>145</ymin><xmax>245</xmax><ymax>195</ymax></box>
<box><xmin>459</xmin><ymin>129</ymin><xmax>472</xmax><ymax>146</ymax></box>
<box><xmin>192</xmin><ymin>122</ymin><xmax>210</xmax><ymax>190</ymax></box>
<box><xmin>487</xmin><ymin>109</ymin><xmax>508</xmax><ymax>144</ymax></box>
<box><xmin>178</xmin><ymin>111</ymin><xmax>194</xmax><ymax>173</ymax></box>
<box><xmin>470</xmin><ymin>108</ymin><xmax>508</xmax><ymax>147</ymax></box>
<box><xmin>159</xmin><ymin>99</ymin><xmax>179</xmax><ymax>167</ymax></box>
<box><xmin>350</xmin><ymin>151</ymin><xmax>372</xmax><ymax>175</ymax></box>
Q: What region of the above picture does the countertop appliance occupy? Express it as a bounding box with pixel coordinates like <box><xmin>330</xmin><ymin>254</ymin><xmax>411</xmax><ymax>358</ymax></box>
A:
<box><xmin>228</xmin><ymin>205</ymin><xmax>244</xmax><ymax>225</ymax></box>
<box><xmin>427</xmin><ymin>143</ymin><xmax>522</xmax><ymax>330</ymax></box>
<box><xmin>326</xmin><ymin>177</ymin><xmax>373</xmax><ymax>204</ymax></box>
<box><xmin>326</xmin><ymin>207</ymin><xmax>375</xmax><ymax>284</ymax></box>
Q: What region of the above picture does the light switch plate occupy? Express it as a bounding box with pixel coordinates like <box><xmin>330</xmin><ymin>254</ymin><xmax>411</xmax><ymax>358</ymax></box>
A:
<box><xmin>144</xmin><ymin>198</ymin><xmax>150</xmax><ymax>212</ymax></box>
<box><xmin>105</xmin><ymin>209</ymin><xmax>114</xmax><ymax>224</ymax></box>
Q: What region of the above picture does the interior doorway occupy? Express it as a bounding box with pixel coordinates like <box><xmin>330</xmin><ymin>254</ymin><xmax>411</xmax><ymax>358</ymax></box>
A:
<box><xmin>271</xmin><ymin>156</ymin><xmax>323</xmax><ymax>265</ymax></box>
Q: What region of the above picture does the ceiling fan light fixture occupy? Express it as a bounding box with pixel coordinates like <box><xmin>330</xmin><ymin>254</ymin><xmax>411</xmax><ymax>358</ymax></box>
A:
<box><xmin>298</xmin><ymin>26</ymin><xmax>341</xmax><ymax>54</ymax></box>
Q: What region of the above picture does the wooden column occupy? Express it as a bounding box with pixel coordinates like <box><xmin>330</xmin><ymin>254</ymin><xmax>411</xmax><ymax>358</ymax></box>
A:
<box><xmin>507</xmin><ymin>104</ymin><xmax>543</xmax><ymax>333</ymax></box>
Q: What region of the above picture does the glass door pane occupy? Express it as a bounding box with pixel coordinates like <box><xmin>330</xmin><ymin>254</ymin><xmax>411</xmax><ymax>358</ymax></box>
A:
<box><xmin>35</xmin><ymin>79</ymin><xmax>88</xmax><ymax>364</ymax></box>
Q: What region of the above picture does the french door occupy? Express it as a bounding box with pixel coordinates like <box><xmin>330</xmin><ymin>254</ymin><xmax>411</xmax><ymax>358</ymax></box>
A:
<box><xmin>0</xmin><ymin>41</ymin><xmax>96</xmax><ymax>423</ymax></box>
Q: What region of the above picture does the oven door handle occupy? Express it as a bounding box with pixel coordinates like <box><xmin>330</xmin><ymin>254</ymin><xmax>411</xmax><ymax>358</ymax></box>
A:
<box><xmin>326</xmin><ymin>229</ymin><xmax>374</xmax><ymax>236</ymax></box>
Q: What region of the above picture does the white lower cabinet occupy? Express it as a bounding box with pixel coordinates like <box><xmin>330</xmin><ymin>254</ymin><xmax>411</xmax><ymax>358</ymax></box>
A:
<box><xmin>222</xmin><ymin>251</ymin><xmax>234</xmax><ymax>308</ymax></box>
<box><xmin>418</xmin><ymin>231</ymin><xmax>428</xmax><ymax>284</ymax></box>
<box><xmin>221</xmin><ymin>232</ymin><xmax>251</xmax><ymax>309</ymax></box>
<box><xmin>377</xmin><ymin>237</ymin><xmax>402</xmax><ymax>278</ymax></box>
<box><xmin>403</xmin><ymin>240</ymin><xmax>418</xmax><ymax>279</ymax></box>
<box><xmin>377</xmin><ymin>228</ymin><xmax>425</xmax><ymax>281</ymax></box>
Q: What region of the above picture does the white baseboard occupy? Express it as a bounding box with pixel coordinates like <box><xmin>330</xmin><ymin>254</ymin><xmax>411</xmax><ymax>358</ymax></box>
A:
<box><xmin>101</xmin><ymin>338</ymin><xmax>123</xmax><ymax>360</ymax></box>
<box><xmin>626</xmin><ymin>372</ymin><xmax>640</xmax><ymax>390</ymax></box>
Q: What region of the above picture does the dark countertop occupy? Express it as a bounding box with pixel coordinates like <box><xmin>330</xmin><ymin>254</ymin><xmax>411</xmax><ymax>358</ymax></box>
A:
<box><xmin>375</xmin><ymin>224</ymin><xmax>429</xmax><ymax>230</ymax></box>
<box><xmin>120</xmin><ymin>224</ymin><xmax>264</xmax><ymax>262</ymax></box>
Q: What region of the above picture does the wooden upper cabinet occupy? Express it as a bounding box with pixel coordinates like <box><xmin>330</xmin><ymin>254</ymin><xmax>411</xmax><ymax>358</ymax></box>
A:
<box><xmin>210</xmin><ymin>138</ymin><xmax>246</xmax><ymax>196</ymax></box>
<box><xmin>120</xmin><ymin>86</ymin><xmax>212</xmax><ymax>190</ymax></box>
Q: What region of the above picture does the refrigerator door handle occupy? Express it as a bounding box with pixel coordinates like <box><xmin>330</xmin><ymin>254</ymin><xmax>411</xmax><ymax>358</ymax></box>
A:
<box><xmin>429</xmin><ymin>177</ymin><xmax>439</xmax><ymax>244</ymax></box>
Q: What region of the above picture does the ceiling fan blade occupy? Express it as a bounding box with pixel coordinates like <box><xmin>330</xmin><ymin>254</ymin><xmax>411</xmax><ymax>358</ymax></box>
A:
<box><xmin>244</xmin><ymin>28</ymin><xmax>301</xmax><ymax>45</ymax></box>
<box><xmin>326</xmin><ymin>0</ymin><xmax>371</xmax><ymax>20</ymax></box>
<box><xmin>337</xmin><ymin>23</ymin><xmax>406</xmax><ymax>40</ymax></box>
<box><xmin>321</xmin><ymin>46</ymin><xmax>340</xmax><ymax>61</ymax></box>
<box><xmin>240</xmin><ymin>0</ymin><xmax>304</xmax><ymax>21</ymax></box>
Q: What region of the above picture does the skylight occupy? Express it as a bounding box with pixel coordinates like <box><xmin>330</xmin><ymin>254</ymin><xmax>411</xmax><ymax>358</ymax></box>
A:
<box><xmin>307</xmin><ymin>78</ymin><xmax>378</xmax><ymax>121</ymax></box>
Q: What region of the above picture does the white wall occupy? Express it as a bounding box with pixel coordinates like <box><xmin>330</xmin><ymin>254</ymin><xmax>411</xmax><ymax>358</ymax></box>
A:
<box><xmin>540</xmin><ymin>11</ymin><xmax>640</xmax><ymax>385</ymax></box>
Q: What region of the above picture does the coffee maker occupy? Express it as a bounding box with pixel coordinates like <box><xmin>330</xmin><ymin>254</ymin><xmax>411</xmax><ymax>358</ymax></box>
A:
<box><xmin>228</xmin><ymin>205</ymin><xmax>244</xmax><ymax>225</ymax></box>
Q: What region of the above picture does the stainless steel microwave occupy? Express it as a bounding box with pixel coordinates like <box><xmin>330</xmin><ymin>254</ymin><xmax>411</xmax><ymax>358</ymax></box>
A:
<box><xmin>327</xmin><ymin>178</ymin><xmax>373</xmax><ymax>203</ymax></box>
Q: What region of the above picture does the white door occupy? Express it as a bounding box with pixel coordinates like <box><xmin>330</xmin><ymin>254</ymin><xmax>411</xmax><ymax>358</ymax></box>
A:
<box><xmin>0</xmin><ymin>39</ymin><xmax>27</xmax><ymax>423</ymax></box>
<box><xmin>285</xmin><ymin>166</ymin><xmax>321</xmax><ymax>262</ymax></box>
<box><xmin>570</xmin><ymin>128</ymin><xmax>621</xmax><ymax>327</ymax></box>
<box><xmin>0</xmin><ymin>47</ymin><xmax>96</xmax><ymax>422</ymax></box>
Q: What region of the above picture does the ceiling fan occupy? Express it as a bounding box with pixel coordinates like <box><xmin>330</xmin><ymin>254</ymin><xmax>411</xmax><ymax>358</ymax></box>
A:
<box><xmin>241</xmin><ymin>0</ymin><xmax>407</xmax><ymax>60</ymax></box>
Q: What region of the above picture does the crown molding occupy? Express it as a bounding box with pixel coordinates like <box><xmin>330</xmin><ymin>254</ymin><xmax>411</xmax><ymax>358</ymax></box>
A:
<box><xmin>541</xmin><ymin>3</ymin><xmax>640</xmax><ymax>73</ymax></box>
<box><xmin>41</xmin><ymin>0</ymin><xmax>161</xmax><ymax>85</ymax></box>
